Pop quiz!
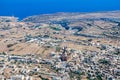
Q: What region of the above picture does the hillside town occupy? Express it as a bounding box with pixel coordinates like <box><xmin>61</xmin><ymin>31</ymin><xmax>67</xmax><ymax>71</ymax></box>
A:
<box><xmin>0</xmin><ymin>44</ymin><xmax>120</xmax><ymax>80</ymax></box>
<box><xmin>0</xmin><ymin>11</ymin><xmax>120</xmax><ymax>80</ymax></box>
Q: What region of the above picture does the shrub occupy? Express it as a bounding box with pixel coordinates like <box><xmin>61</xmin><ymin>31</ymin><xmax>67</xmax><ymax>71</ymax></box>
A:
<box><xmin>7</xmin><ymin>44</ymin><xmax>14</xmax><ymax>48</ymax></box>
<box><xmin>55</xmin><ymin>46</ymin><xmax>61</xmax><ymax>52</ymax></box>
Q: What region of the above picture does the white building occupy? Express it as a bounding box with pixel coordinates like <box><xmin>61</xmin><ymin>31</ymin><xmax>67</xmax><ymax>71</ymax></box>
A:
<box><xmin>11</xmin><ymin>75</ymin><xmax>24</xmax><ymax>80</ymax></box>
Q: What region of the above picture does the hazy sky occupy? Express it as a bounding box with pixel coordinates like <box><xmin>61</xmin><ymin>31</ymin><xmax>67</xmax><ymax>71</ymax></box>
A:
<box><xmin>0</xmin><ymin>0</ymin><xmax>120</xmax><ymax>18</ymax></box>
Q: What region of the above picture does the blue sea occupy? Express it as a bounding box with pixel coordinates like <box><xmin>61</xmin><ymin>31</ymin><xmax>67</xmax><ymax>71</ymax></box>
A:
<box><xmin>0</xmin><ymin>0</ymin><xmax>120</xmax><ymax>19</ymax></box>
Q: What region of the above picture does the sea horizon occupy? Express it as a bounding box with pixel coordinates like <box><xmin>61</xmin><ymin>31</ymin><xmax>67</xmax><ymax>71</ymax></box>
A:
<box><xmin>0</xmin><ymin>0</ymin><xmax>120</xmax><ymax>19</ymax></box>
<box><xmin>0</xmin><ymin>10</ymin><xmax>120</xmax><ymax>20</ymax></box>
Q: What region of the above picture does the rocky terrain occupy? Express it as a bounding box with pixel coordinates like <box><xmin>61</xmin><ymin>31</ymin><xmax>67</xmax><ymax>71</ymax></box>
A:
<box><xmin>0</xmin><ymin>11</ymin><xmax>120</xmax><ymax>80</ymax></box>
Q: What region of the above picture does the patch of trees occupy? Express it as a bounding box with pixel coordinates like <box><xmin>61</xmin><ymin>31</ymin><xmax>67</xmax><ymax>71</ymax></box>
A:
<box><xmin>51</xmin><ymin>19</ymin><xmax>70</xmax><ymax>30</ymax></box>
<box><xmin>38</xmin><ymin>75</ymin><xmax>49</xmax><ymax>80</ymax></box>
<box><xmin>72</xmin><ymin>26</ymin><xmax>83</xmax><ymax>32</ymax></box>
<box><xmin>0</xmin><ymin>52</ymin><xmax>6</xmax><ymax>55</ymax></box>
<box><xmin>114</xmin><ymin>48</ymin><xmax>120</xmax><ymax>55</ymax></box>
<box><xmin>98</xmin><ymin>59</ymin><xmax>110</xmax><ymax>65</ymax></box>
<box><xmin>7</xmin><ymin>44</ymin><xmax>14</xmax><ymax>48</ymax></box>
<box><xmin>49</xmin><ymin>26</ymin><xmax>61</xmax><ymax>31</ymax></box>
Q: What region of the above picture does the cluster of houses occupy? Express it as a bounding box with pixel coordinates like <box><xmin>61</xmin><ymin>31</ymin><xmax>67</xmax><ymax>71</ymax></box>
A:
<box><xmin>48</xmin><ymin>45</ymin><xmax>120</xmax><ymax>80</ymax></box>
<box><xmin>25</xmin><ymin>34</ymin><xmax>62</xmax><ymax>47</ymax></box>
<box><xmin>0</xmin><ymin>40</ymin><xmax>120</xmax><ymax>80</ymax></box>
